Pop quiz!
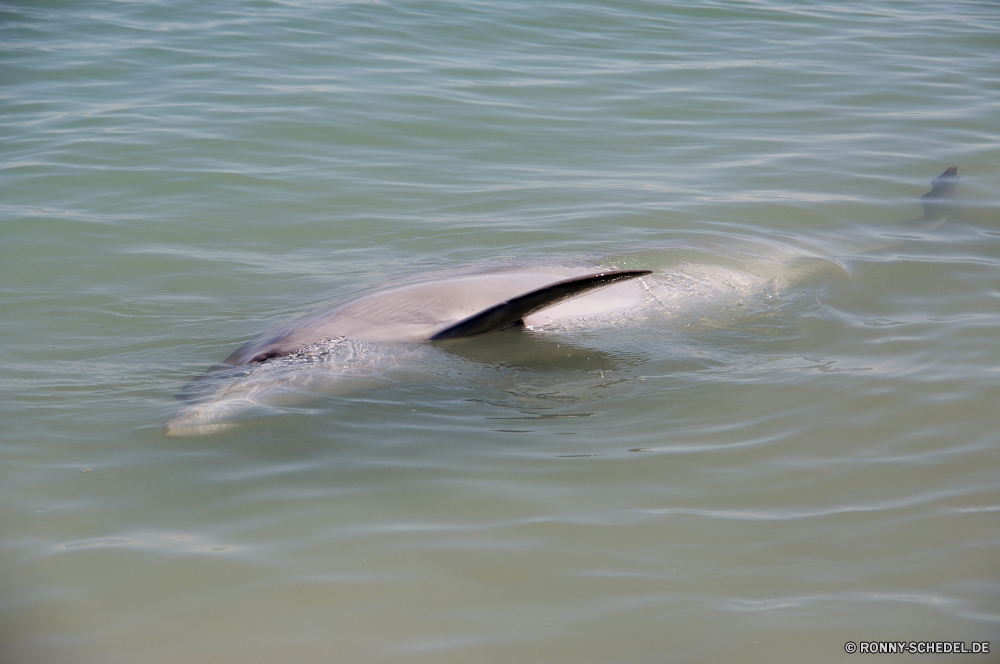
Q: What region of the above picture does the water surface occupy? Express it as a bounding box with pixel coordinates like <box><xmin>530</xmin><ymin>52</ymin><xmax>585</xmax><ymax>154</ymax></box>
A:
<box><xmin>2</xmin><ymin>1</ymin><xmax>998</xmax><ymax>662</ymax></box>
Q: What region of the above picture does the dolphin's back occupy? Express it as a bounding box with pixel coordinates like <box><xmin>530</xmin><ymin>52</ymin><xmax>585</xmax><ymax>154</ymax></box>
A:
<box><xmin>222</xmin><ymin>270</ymin><xmax>647</xmax><ymax>366</ymax></box>
<box><xmin>318</xmin><ymin>272</ymin><xmax>560</xmax><ymax>342</ymax></box>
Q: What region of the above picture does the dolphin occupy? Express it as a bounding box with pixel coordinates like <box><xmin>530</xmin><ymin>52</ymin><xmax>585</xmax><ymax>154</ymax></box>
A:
<box><xmin>165</xmin><ymin>268</ymin><xmax>654</xmax><ymax>436</ymax></box>
<box><xmin>164</xmin><ymin>168</ymin><xmax>959</xmax><ymax>436</ymax></box>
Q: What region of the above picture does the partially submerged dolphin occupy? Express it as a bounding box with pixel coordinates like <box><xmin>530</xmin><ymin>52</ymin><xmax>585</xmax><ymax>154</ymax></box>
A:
<box><xmin>165</xmin><ymin>168</ymin><xmax>959</xmax><ymax>436</ymax></box>
<box><xmin>165</xmin><ymin>268</ymin><xmax>655</xmax><ymax>435</ymax></box>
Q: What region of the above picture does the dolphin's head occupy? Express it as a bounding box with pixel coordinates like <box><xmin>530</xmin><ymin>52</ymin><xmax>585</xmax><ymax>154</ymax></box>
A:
<box><xmin>164</xmin><ymin>339</ymin><xmax>417</xmax><ymax>436</ymax></box>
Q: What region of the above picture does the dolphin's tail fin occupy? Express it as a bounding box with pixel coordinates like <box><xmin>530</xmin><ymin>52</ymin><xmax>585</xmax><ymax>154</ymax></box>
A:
<box><xmin>430</xmin><ymin>270</ymin><xmax>651</xmax><ymax>341</ymax></box>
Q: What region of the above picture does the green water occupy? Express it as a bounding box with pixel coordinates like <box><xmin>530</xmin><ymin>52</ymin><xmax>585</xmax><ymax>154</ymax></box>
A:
<box><xmin>2</xmin><ymin>1</ymin><xmax>998</xmax><ymax>662</ymax></box>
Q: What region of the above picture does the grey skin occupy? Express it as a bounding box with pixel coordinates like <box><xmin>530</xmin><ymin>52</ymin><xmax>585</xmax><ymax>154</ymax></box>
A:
<box><xmin>222</xmin><ymin>269</ymin><xmax>650</xmax><ymax>366</ymax></box>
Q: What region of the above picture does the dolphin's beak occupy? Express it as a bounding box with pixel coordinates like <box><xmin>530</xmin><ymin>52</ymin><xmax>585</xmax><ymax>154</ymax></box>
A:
<box><xmin>163</xmin><ymin>407</ymin><xmax>239</xmax><ymax>437</ymax></box>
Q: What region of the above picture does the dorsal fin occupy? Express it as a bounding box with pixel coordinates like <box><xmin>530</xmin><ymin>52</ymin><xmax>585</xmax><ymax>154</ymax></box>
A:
<box><xmin>921</xmin><ymin>166</ymin><xmax>958</xmax><ymax>201</ymax></box>
<box><xmin>429</xmin><ymin>270</ymin><xmax>651</xmax><ymax>341</ymax></box>
<box><xmin>917</xmin><ymin>166</ymin><xmax>959</xmax><ymax>223</ymax></box>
